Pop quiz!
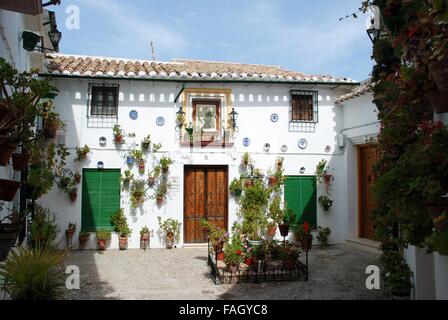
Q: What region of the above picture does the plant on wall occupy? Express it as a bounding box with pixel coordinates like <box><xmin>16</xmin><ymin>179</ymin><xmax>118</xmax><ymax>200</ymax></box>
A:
<box><xmin>160</xmin><ymin>156</ymin><xmax>173</xmax><ymax>173</ymax></box>
<box><xmin>130</xmin><ymin>179</ymin><xmax>146</xmax><ymax>208</ymax></box>
<box><xmin>74</xmin><ymin>145</ymin><xmax>90</xmax><ymax>162</ymax></box>
<box><xmin>141</xmin><ymin>135</ymin><xmax>151</xmax><ymax>151</ymax></box>
<box><xmin>229</xmin><ymin>177</ymin><xmax>243</xmax><ymax>197</ymax></box>
<box><xmin>121</xmin><ymin>169</ymin><xmax>134</xmax><ymax>188</ymax></box>
<box><xmin>316</xmin><ymin>159</ymin><xmax>334</xmax><ymax>211</ymax></box>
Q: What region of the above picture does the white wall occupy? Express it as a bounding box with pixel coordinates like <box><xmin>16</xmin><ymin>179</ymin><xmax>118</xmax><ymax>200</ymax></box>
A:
<box><xmin>38</xmin><ymin>78</ymin><xmax>353</xmax><ymax>249</ymax></box>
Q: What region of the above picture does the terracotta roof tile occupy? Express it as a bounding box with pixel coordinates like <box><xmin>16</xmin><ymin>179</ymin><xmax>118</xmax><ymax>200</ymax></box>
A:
<box><xmin>45</xmin><ymin>54</ymin><xmax>358</xmax><ymax>84</ymax></box>
<box><xmin>335</xmin><ymin>81</ymin><xmax>374</xmax><ymax>104</ymax></box>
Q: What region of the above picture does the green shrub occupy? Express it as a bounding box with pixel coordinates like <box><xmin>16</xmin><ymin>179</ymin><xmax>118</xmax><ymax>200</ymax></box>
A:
<box><xmin>29</xmin><ymin>205</ymin><xmax>59</xmax><ymax>249</ymax></box>
<box><xmin>0</xmin><ymin>246</ymin><xmax>66</xmax><ymax>300</ymax></box>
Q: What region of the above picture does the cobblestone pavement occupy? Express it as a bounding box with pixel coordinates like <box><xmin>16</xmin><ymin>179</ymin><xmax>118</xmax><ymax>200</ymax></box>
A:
<box><xmin>63</xmin><ymin>243</ymin><xmax>389</xmax><ymax>300</ymax></box>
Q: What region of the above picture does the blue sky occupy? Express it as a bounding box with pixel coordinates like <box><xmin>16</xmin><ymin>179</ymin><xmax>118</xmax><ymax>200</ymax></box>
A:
<box><xmin>53</xmin><ymin>0</ymin><xmax>373</xmax><ymax>81</ymax></box>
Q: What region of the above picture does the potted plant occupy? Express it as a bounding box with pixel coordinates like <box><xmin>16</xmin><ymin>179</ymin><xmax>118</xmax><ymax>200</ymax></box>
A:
<box><xmin>276</xmin><ymin>157</ymin><xmax>284</xmax><ymax>169</ymax></box>
<box><xmin>223</xmin><ymin>240</ymin><xmax>244</xmax><ymax>278</ymax></box>
<box><xmin>42</xmin><ymin>109</ymin><xmax>65</xmax><ymax>139</ymax></box>
<box><xmin>79</xmin><ymin>232</ymin><xmax>90</xmax><ymax>249</ymax></box>
<box><xmin>280</xmin><ymin>244</ymin><xmax>299</xmax><ymax>269</ymax></box>
<box><xmin>319</xmin><ymin>195</ymin><xmax>333</xmax><ymax>211</ymax></box>
<box><xmin>297</xmin><ymin>221</ymin><xmax>313</xmax><ymax>251</ymax></box>
<box><xmin>157</xmin><ymin>216</ymin><xmax>181</xmax><ymax>249</ymax></box>
<box><xmin>0</xmin><ymin>179</ymin><xmax>21</xmax><ymax>201</ymax></box>
<box><xmin>110</xmin><ymin>208</ymin><xmax>132</xmax><ymax>250</ymax></box>
<box><xmin>141</xmin><ymin>135</ymin><xmax>151</xmax><ymax>151</ymax></box>
<box><xmin>74</xmin><ymin>171</ymin><xmax>82</xmax><ymax>184</ymax></box>
<box><xmin>140</xmin><ymin>226</ymin><xmax>151</xmax><ymax>242</ymax></box>
<box><xmin>96</xmin><ymin>230</ymin><xmax>111</xmax><ymax>250</ymax></box>
<box><xmin>268</xmin><ymin>196</ymin><xmax>283</xmax><ymax>236</ymax></box>
<box><xmin>155</xmin><ymin>181</ymin><xmax>168</xmax><ymax>205</ymax></box>
<box><xmin>316</xmin><ymin>226</ymin><xmax>331</xmax><ymax>245</ymax></box>
<box><xmin>130</xmin><ymin>179</ymin><xmax>146</xmax><ymax>208</ymax></box>
<box><xmin>68</xmin><ymin>186</ymin><xmax>78</xmax><ymax>202</ymax></box>
<box><xmin>11</xmin><ymin>152</ymin><xmax>30</xmax><ymax>171</ymax></box>
<box><xmin>65</xmin><ymin>223</ymin><xmax>76</xmax><ymax>240</ymax></box>
<box><xmin>199</xmin><ymin>219</ymin><xmax>212</xmax><ymax>239</ymax></box>
<box><xmin>74</xmin><ymin>145</ymin><xmax>90</xmax><ymax>162</ymax></box>
<box><xmin>229</xmin><ymin>177</ymin><xmax>243</xmax><ymax>197</ymax></box>
<box><xmin>121</xmin><ymin>169</ymin><xmax>134</xmax><ymax>188</ymax></box>
<box><xmin>315</xmin><ymin>159</ymin><xmax>328</xmax><ymax>183</ymax></box>
<box><xmin>147</xmin><ymin>166</ymin><xmax>160</xmax><ymax>188</ymax></box>
<box><xmin>113</xmin><ymin>124</ymin><xmax>124</xmax><ymax>144</ymax></box>
<box><xmin>209</xmin><ymin>226</ymin><xmax>229</xmax><ymax>260</ymax></box>
<box><xmin>242</xmin><ymin>152</ymin><xmax>251</xmax><ymax>166</ymax></box>
<box><xmin>160</xmin><ymin>156</ymin><xmax>173</xmax><ymax>173</ymax></box>
<box><xmin>268</xmin><ymin>169</ymin><xmax>277</xmax><ymax>186</ymax></box>
<box><xmin>0</xmin><ymin>139</ymin><xmax>18</xmax><ymax>166</ymax></box>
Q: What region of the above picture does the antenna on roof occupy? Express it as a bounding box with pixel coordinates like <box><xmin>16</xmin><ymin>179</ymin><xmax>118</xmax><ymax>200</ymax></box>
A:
<box><xmin>150</xmin><ymin>42</ymin><xmax>156</xmax><ymax>61</ymax></box>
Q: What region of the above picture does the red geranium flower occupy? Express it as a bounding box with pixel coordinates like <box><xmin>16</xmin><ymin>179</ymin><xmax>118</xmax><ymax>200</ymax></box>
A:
<box><xmin>236</xmin><ymin>249</ymin><xmax>242</xmax><ymax>255</ymax></box>
<box><xmin>303</xmin><ymin>221</ymin><xmax>310</xmax><ymax>234</ymax></box>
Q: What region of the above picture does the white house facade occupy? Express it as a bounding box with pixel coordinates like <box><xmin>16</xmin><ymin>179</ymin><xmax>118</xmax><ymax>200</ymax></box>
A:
<box><xmin>37</xmin><ymin>53</ymin><xmax>366</xmax><ymax>251</ymax></box>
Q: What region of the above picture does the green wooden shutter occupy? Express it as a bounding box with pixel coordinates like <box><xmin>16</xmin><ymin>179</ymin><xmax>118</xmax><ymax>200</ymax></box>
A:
<box><xmin>284</xmin><ymin>176</ymin><xmax>317</xmax><ymax>226</ymax></box>
<box><xmin>81</xmin><ymin>169</ymin><xmax>121</xmax><ymax>232</ymax></box>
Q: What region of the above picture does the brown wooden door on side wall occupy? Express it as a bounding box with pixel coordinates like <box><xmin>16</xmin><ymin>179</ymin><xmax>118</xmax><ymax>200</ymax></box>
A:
<box><xmin>184</xmin><ymin>166</ymin><xmax>228</xmax><ymax>243</ymax></box>
<box><xmin>359</xmin><ymin>146</ymin><xmax>380</xmax><ymax>240</ymax></box>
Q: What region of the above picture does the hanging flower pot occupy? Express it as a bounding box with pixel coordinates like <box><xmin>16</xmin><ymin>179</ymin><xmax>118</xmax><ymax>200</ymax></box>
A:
<box><xmin>0</xmin><ymin>179</ymin><xmax>21</xmax><ymax>201</ymax></box>
<box><xmin>114</xmin><ymin>134</ymin><xmax>124</xmax><ymax>144</ymax></box>
<box><xmin>156</xmin><ymin>196</ymin><xmax>164</xmax><ymax>205</ymax></box>
<box><xmin>69</xmin><ymin>191</ymin><xmax>78</xmax><ymax>202</ymax></box>
<box><xmin>232</xmin><ymin>189</ymin><xmax>242</xmax><ymax>197</ymax></box>
<box><xmin>147</xmin><ymin>176</ymin><xmax>156</xmax><ymax>187</ymax></box>
<box><xmin>0</xmin><ymin>140</ymin><xmax>17</xmax><ymax>166</ymax></box>
<box><xmin>244</xmin><ymin>179</ymin><xmax>253</xmax><ymax>188</ymax></box>
<box><xmin>11</xmin><ymin>153</ymin><xmax>30</xmax><ymax>171</ymax></box>
<box><xmin>428</xmin><ymin>57</ymin><xmax>448</xmax><ymax>92</ymax></box>
<box><xmin>74</xmin><ymin>173</ymin><xmax>82</xmax><ymax>184</ymax></box>
<box><xmin>22</xmin><ymin>31</ymin><xmax>41</xmax><ymax>51</ymax></box>
<box><xmin>268</xmin><ymin>176</ymin><xmax>277</xmax><ymax>186</ymax></box>
<box><xmin>426</xmin><ymin>89</ymin><xmax>448</xmax><ymax>114</ymax></box>
<box><xmin>127</xmin><ymin>155</ymin><xmax>134</xmax><ymax>165</ymax></box>
<box><xmin>138</xmin><ymin>160</ymin><xmax>145</xmax><ymax>172</ymax></box>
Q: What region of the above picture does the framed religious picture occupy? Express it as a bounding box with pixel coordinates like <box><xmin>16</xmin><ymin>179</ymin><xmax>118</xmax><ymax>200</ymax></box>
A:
<box><xmin>193</xmin><ymin>100</ymin><xmax>221</xmax><ymax>137</ymax></box>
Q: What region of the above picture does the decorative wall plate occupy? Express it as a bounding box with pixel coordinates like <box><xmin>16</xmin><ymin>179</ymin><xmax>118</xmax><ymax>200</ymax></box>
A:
<box><xmin>156</xmin><ymin>116</ymin><xmax>165</xmax><ymax>126</ymax></box>
<box><xmin>99</xmin><ymin>136</ymin><xmax>107</xmax><ymax>146</ymax></box>
<box><xmin>264</xmin><ymin>143</ymin><xmax>271</xmax><ymax>152</ymax></box>
<box><xmin>298</xmin><ymin>139</ymin><xmax>308</xmax><ymax>150</ymax></box>
<box><xmin>281</xmin><ymin>145</ymin><xmax>288</xmax><ymax>152</ymax></box>
<box><xmin>270</xmin><ymin>113</ymin><xmax>279</xmax><ymax>123</ymax></box>
<box><xmin>243</xmin><ymin>138</ymin><xmax>250</xmax><ymax>147</ymax></box>
<box><xmin>325</xmin><ymin>145</ymin><xmax>332</xmax><ymax>153</ymax></box>
<box><xmin>129</xmin><ymin>110</ymin><xmax>138</xmax><ymax>120</ymax></box>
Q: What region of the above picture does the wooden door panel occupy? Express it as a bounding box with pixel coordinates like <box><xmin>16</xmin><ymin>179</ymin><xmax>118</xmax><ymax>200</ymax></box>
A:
<box><xmin>360</xmin><ymin>146</ymin><xmax>379</xmax><ymax>240</ymax></box>
<box><xmin>184</xmin><ymin>166</ymin><xmax>228</xmax><ymax>243</ymax></box>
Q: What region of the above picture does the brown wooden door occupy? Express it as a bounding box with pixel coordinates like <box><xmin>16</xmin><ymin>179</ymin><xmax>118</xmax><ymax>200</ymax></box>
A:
<box><xmin>359</xmin><ymin>146</ymin><xmax>380</xmax><ymax>240</ymax></box>
<box><xmin>184</xmin><ymin>166</ymin><xmax>228</xmax><ymax>243</ymax></box>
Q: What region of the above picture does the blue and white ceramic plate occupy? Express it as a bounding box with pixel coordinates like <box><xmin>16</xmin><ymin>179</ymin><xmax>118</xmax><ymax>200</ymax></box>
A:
<box><xmin>156</xmin><ymin>116</ymin><xmax>165</xmax><ymax>126</ymax></box>
<box><xmin>243</xmin><ymin>138</ymin><xmax>250</xmax><ymax>147</ymax></box>
<box><xmin>298</xmin><ymin>139</ymin><xmax>308</xmax><ymax>150</ymax></box>
<box><xmin>129</xmin><ymin>110</ymin><xmax>138</xmax><ymax>120</ymax></box>
<box><xmin>281</xmin><ymin>145</ymin><xmax>288</xmax><ymax>152</ymax></box>
<box><xmin>270</xmin><ymin>113</ymin><xmax>279</xmax><ymax>123</ymax></box>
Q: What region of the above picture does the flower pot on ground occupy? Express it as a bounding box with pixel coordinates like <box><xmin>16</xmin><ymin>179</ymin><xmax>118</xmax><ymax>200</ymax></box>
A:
<box><xmin>118</xmin><ymin>236</ymin><xmax>128</xmax><ymax>250</ymax></box>
<box><xmin>216</xmin><ymin>251</ymin><xmax>225</xmax><ymax>261</ymax></box>
<box><xmin>11</xmin><ymin>153</ymin><xmax>30</xmax><ymax>171</ymax></box>
<box><xmin>110</xmin><ymin>208</ymin><xmax>132</xmax><ymax>250</ymax></box>
<box><xmin>78</xmin><ymin>232</ymin><xmax>90</xmax><ymax>249</ymax></box>
<box><xmin>96</xmin><ymin>230</ymin><xmax>111</xmax><ymax>250</ymax></box>
<box><xmin>316</xmin><ymin>226</ymin><xmax>332</xmax><ymax>245</ymax></box>
<box><xmin>247</xmin><ymin>239</ymin><xmax>264</xmax><ymax>248</ymax></box>
<box><xmin>157</xmin><ymin>216</ymin><xmax>181</xmax><ymax>249</ymax></box>
<box><xmin>0</xmin><ymin>139</ymin><xmax>17</xmax><ymax>166</ymax></box>
<box><xmin>140</xmin><ymin>226</ymin><xmax>150</xmax><ymax>242</ymax></box>
<box><xmin>0</xmin><ymin>179</ymin><xmax>21</xmax><ymax>201</ymax></box>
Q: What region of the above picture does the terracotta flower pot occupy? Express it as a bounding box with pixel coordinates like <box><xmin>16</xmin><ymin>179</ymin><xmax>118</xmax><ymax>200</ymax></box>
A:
<box><xmin>147</xmin><ymin>177</ymin><xmax>156</xmax><ymax>187</ymax></box>
<box><xmin>140</xmin><ymin>234</ymin><xmax>150</xmax><ymax>241</ymax></box>
<box><xmin>267</xmin><ymin>225</ymin><xmax>277</xmax><ymax>237</ymax></box>
<box><xmin>119</xmin><ymin>237</ymin><xmax>128</xmax><ymax>250</ymax></box>
<box><xmin>165</xmin><ymin>232</ymin><xmax>175</xmax><ymax>249</ymax></box>
<box><xmin>300</xmin><ymin>234</ymin><xmax>313</xmax><ymax>251</ymax></box>
<box><xmin>244</xmin><ymin>179</ymin><xmax>253</xmax><ymax>188</ymax></box>
<box><xmin>97</xmin><ymin>239</ymin><xmax>107</xmax><ymax>250</ymax></box>
<box><xmin>426</xmin><ymin>89</ymin><xmax>448</xmax><ymax>114</ymax></box>
<box><xmin>216</xmin><ymin>251</ymin><xmax>225</xmax><ymax>261</ymax></box>
<box><xmin>156</xmin><ymin>196</ymin><xmax>164</xmax><ymax>205</ymax></box>
<box><xmin>269</xmin><ymin>176</ymin><xmax>277</xmax><ymax>186</ymax></box>
<box><xmin>11</xmin><ymin>153</ymin><xmax>30</xmax><ymax>171</ymax></box>
<box><xmin>75</xmin><ymin>174</ymin><xmax>82</xmax><ymax>184</ymax></box>
<box><xmin>69</xmin><ymin>191</ymin><xmax>78</xmax><ymax>202</ymax></box>
<box><xmin>0</xmin><ymin>179</ymin><xmax>21</xmax><ymax>201</ymax></box>
<box><xmin>138</xmin><ymin>161</ymin><xmax>145</xmax><ymax>172</ymax></box>
<box><xmin>429</xmin><ymin>57</ymin><xmax>448</xmax><ymax>92</ymax></box>
<box><xmin>0</xmin><ymin>140</ymin><xmax>17</xmax><ymax>166</ymax></box>
<box><xmin>66</xmin><ymin>229</ymin><xmax>75</xmax><ymax>239</ymax></box>
<box><xmin>279</xmin><ymin>224</ymin><xmax>289</xmax><ymax>237</ymax></box>
<box><xmin>114</xmin><ymin>135</ymin><xmax>123</xmax><ymax>144</ymax></box>
<box><xmin>79</xmin><ymin>236</ymin><xmax>89</xmax><ymax>249</ymax></box>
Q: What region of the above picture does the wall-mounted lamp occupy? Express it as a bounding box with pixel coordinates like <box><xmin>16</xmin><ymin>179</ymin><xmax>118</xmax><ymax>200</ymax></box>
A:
<box><xmin>176</xmin><ymin>106</ymin><xmax>186</xmax><ymax>129</ymax></box>
<box><xmin>97</xmin><ymin>161</ymin><xmax>104</xmax><ymax>170</ymax></box>
<box><xmin>230</xmin><ymin>108</ymin><xmax>239</xmax><ymax>130</ymax></box>
<box><xmin>367</xmin><ymin>28</ymin><xmax>380</xmax><ymax>43</ymax></box>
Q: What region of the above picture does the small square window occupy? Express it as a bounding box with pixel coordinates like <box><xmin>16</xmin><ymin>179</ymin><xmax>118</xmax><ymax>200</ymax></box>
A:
<box><xmin>290</xmin><ymin>90</ymin><xmax>318</xmax><ymax>124</ymax></box>
<box><xmin>90</xmin><ymin>85</ymin><xmax>119</xmax><ymax>117</ymax></box>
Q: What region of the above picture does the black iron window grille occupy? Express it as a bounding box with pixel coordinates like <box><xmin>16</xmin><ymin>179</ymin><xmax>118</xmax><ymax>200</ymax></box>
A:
<box><xmin>87</xmin><ymin>84</ymin><xmax>119</xmax><ymax>128</ymax></box>
<box><xmin>89</xmin><ymin>84</ymin><xmax>119</xmax><ymax>117</ymax></box>
<box><xmin>288</xmin><ymin>90</ymin><xmax>318</xmax><ymax>133</ymax></box>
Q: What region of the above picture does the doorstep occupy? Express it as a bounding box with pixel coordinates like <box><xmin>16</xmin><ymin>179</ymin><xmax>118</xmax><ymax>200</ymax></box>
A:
<box><xmin>183</xmin><ymin>243</ymin><xmax>208</xmax><ymax>248</ymax></box>
<box><xmin>346</xmin><ymin>238</ymin><xmax>381</xmax><ymax>250</ymax></box>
